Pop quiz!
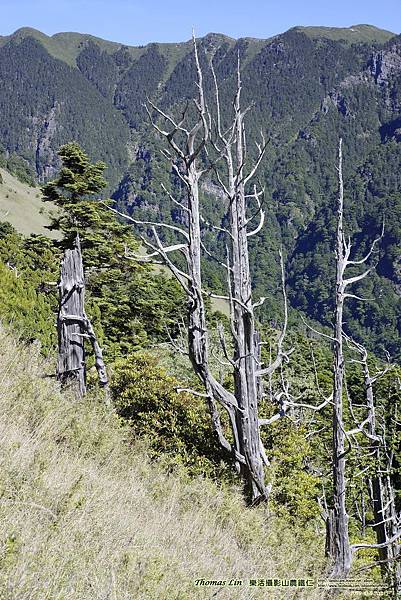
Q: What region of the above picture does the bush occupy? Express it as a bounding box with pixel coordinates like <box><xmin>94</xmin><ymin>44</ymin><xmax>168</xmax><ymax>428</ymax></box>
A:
<box><xmin>269</xmin><ymin>421</ymin><xmax>321</xmax><ymax>524</ymax></box>
<box><xmin>110</xmin><ymin>353</ymin><xmax>232</xmax><ymax>479</ymax></box>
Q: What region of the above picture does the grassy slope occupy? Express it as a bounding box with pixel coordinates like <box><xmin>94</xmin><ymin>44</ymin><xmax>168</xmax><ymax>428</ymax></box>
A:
<box><xmin>293</xmin><ymin>24</ymin><xmax>395</xmax><ymax>43</ymax></box>
<box><xmin>0</xmin><ymin>28</ymin><xmax>191</xmax><ymax>68</ymax></box>
<box><xmin>0</xmin><ymin>27</ymin><xmax>130</xmax><ymax>66</ymax></box>
<box><xmin>0</xmin><ymin>327</ymin><xmax>328</xmax><ymax>599</ymax></box>
<box><xmin>0</xmin><ymin>168</ymin><xmax>57</xmax><ymax>238</ymax></box>
<box><xmin>0</xmin><ymin>27</ymin><xmax>81</xmax><ymax>67</ymax></box>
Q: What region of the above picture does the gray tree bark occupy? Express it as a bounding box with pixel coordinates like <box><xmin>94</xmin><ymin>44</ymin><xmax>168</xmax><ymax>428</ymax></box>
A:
<box><xmin>216</xmin><ymin>64</ymin><xmax>269</xmax><ymax>501</ymax></box>
<box><xmin>370</xmin><ymin>472</ymin><xmax>401</xmax><ymax>594</ymax></box>
<box><xmin>109</xmin><ymin>40</ymin><xmax>343</xmax><ymax>507</ymax></box>
<box><xmin>359</xmin><ymin>353</ymin><xmax>401</xmax><ymax>594</ymax></box>
<box><xmin>116</xmin><ymin>39</ymin><xmax>276</xmax><ymax>503</ymax></box>
<box><xmin>57</xmin><ymin>234</ymin><xmax>87</xmax><ymax>395</ymax></box>
<box><xmin>327</xmin><ymin>139</ymin><xmax>352</xmax><ymax>577</ymax></box>
<box><xmin>57</xmin><ymin>234</ymin><xmax>108</xmax><ymax>395</ymax></box>
<box><xmin>326</xmin><ymin>141</ymin><xmax>400</xmax><ymax>585</ymax></box>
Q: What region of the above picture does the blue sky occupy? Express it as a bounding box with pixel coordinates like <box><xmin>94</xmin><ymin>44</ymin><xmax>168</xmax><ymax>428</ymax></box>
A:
<box><xmin>2</xmin><ymin>0</ymin><xmax>400</xmax><ymax>45</ymax></box>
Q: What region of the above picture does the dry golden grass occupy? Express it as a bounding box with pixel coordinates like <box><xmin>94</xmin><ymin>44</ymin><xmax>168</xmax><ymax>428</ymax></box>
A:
<box><xmin>0</xmin><ymin>327</ymin><xmax>328</xmax><ymax>599</ymax></box>
<box><xmin>0</xmin><ymin>168</ymin><xmax>58</xmax><ymax>239</ymax></box>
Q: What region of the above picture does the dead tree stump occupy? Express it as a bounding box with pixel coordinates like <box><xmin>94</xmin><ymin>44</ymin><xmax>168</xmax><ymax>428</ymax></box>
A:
<box><xmin>57</xmin><ymin>234</ymin><xmax>108</xmax><ymax>395</ymax></box>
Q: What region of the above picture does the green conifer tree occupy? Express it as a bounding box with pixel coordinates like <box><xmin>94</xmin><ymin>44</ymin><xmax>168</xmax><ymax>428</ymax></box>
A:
<box><xmin>42</xmin><ymin>142</ymin><xmax>184</xmax><ymax>358</ymax></box>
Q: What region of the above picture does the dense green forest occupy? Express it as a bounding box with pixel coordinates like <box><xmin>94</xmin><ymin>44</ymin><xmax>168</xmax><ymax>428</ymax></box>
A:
<box><xmin>0</xmin><ymin>26</ymin><xmax>400</xmax><ymax>355</ymax></box>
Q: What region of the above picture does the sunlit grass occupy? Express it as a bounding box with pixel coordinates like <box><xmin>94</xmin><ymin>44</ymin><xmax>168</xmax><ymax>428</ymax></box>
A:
<box><xmin>0</xmin><ymin>327</ymin><xmax>328</xmax><ymax>599</ymax></box>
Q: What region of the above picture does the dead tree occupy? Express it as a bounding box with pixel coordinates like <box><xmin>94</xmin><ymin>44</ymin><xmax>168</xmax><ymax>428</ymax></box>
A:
<box><xmin>107</xmin><ymin>38</ymin><xmax>288</xmax><ymax>503</ymax></box>
<box><xmin>108</xmin><ymin>38</ymin><xmax>332</xmax><ymax>504</ymax></box>
<box><xmin>57</xmin><ymin>234</ymin><xmax>108</xmax><ymax>396</ymax></box>
<box><xmin>325</xmin><ymin>139</ymin><xmax>352</xmax><ymax>576</ymax></box>
<box><xmin>325</xmin><ymin>138</ymin><xmax>394</xmax><ymax>578</ymax></box>
<box><xmin>208</xmin><ymin>61</ymin><xmax>331</xmax><ymax>499</ymax></box>
<box><xmin>344</xmin><ymin>335</ymin><xmax>401</xmax><ymax>595</ymax></box>
<box><xmin>208</xmin><ymin>58</ymin><xmax>275</xmax><ymax>500</ymax></box>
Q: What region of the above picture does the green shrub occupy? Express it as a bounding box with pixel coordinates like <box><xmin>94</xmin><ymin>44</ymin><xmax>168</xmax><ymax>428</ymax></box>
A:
<box><xmin>110</xmin><ymin>353</ymin><xmax>232</xmax><ymax>479</ymax></box>
<box><xmin>268</xmin><ymin>420</ymin><xmax>321</xmax><ymax>525</ymax></box>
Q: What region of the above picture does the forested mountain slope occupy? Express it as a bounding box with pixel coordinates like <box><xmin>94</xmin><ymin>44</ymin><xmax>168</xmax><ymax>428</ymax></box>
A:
<box><xmin>0</xmin><ymin>24</ymin><xmax>400</xmax><ymax>355</ymax></box>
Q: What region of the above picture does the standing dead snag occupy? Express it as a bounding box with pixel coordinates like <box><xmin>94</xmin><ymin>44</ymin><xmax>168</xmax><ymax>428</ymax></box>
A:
<box><xmin>209</xmin><ymin>58</ymin><xmax>272</xmax><ymax>500</ymax></box>
<box><xmin>109</xmin><ymin>37</ymin><xmax>337</xmax><ymax>504</ymax></box>
<box><xmin>57</xmin><ymin>234</ymin><xmax>86</xmax><ymax>395</ymax></box>
<box><xmin>325</xmin><ymin>139</ymin><xmax>393</xmax><ymax>579</ymax></box>
<box><xmin>108</xmin><ymin>38</ymin><xmax>307</xmax><ymax>504</ymax></box>
<box><xmin>57</xmin><ymin>234</ymin><xmax>108</xmax><ymax>396</ymax></box>
<box><xmin>344</xmin><ymin>335</ymin><xmax>401</xmax><ymax>595</ymax></box>
<box><xmin>42</xmin><ymin>142</ymin><xmax>110</xmax><ymax>397</ymax></box>
<box><xmin>326</xmin><ymin>139</ymin><xmax>352</xmax><ymax>576</ymax></box>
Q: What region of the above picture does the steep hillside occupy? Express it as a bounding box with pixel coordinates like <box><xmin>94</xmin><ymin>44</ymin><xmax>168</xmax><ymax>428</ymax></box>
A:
<box><xmin>0</xmin><ymin>24</ymin><xmax>396</xmax><ymax>185</ymax></box>
<box><xmin>0</xmin><ymin>167</ymin><xmax>56</xmax><ymax>237</ymax></box>
<box><xmin>0</xmin><ymin>327</ymin><xmax>326</xmax><ymax>599</ymax></box>
<box><xmin>0</xmin><ymin>35</ymin><xmax>129</xmax><ymax>188</ymax></box>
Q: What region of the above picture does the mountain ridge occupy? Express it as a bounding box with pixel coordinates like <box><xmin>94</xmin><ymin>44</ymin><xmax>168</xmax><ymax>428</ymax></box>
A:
<box><xmin>0</xmin><ymin>23</ymin><xmax>396</xmax><ymax>67</ymax></box>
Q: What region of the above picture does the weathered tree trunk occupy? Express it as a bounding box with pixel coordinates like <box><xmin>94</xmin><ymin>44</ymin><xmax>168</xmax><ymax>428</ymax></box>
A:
<box><xmin>382</xmin><ymin>478</ymin><xmax>401</xmax><ymax>595</ymax></box>
<box><xmin>327</xmin><ymin>139</ymin><xmax>352</xmax><ymax>577</ymax></box>
<box><xmin>57</xmin><ymin>234</ymin><xmax>108</xmax><ymax>395</ymax></box>
<box><xmin>370</xmin><ymin>473</ymin><xmax>401</xmax><ymax>590</ymax></box>
<box><xmin>57</xmin><ymin>234</ymin><xmax>87</xmax><ymax>395</ymax></box>
<box><xmin>365</xmin><ymin>365</ymin><xmax>393</xmax><ymax>571</ymax></box>
<box><xmin>323</xmin><ymin>145</ymin><xmax>400</xmax><ymax>586</ymax></box>
<box><xmin>186</xmin><ymin>164</ymin><xmax>237</xmax><ymax>458</ymax></box>
<box><xmin>365</xmin><ymin>363</ymin><xmax>401</xmax><ymax>594</ymax></box>
<box><xmin>229</xmin><ymin>98</ymin><xmax>267</xmax><ymax>502</ymax></box>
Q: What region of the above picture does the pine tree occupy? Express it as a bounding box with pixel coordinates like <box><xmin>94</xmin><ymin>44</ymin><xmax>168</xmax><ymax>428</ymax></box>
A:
<box><xmin>42</xmin><ymin>142</ymin><xmax>184</xmax><ymax>360</ymax></box>
<box><xmin>42</xmin><ymin>143</ymin><xmax>111</xmax><ymax>394</ymax></box>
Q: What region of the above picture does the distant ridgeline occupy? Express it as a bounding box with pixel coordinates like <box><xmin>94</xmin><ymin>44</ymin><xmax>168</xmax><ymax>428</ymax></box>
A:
<box><xmin>0</xmin><ymin>24</ymin><xmax>400</xmax><ymax>357</ymax></box>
